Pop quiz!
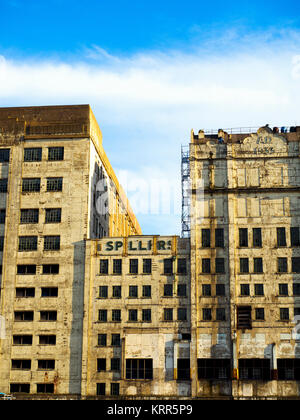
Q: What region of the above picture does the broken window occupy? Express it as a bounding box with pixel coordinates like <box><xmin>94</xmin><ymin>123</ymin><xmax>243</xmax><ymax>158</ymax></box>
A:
<box><xmin>291</xmin><ymin>227</ymin><xmax>300</xmax><ymax>247</ymax></box>
<box><xmin>11</xmin><ymin>360</ymin><xmax>31</xmax><ymax>370</ymax></box>
<box><xmin>216</xmin><ymin>283</ymin><xmax>226</xmax><ymax>296</ymax></box>
<box><xmin>237</xmin><ymin>306</ymin><xmax>252</xmax><ymax>329</ymax></box>
<box><xmin>240</xmin><ymin>284</ymin><xmax>250</xmax><ymax>296</ymax></box>
<box><xmin>215</xmin><ymin>258</ymin><xmax>225</xmax><ymax>273</ymax></box>
<box><xmin>277</xmin><ymin>227</ymin><xmax>286</xmax><ymax>247</ymax></box>
<box><xmin>202</xmin><ymin>308</ymin><xmax>212</xmax><ymax>321</ymax></box>
<box><xmin>255</xmin><ymin>308</ymin><xmax>265</xmax><ymax>320</ymax></box>
<box><xmin>13</xmin><ymin>335</ymin><xmax>32</xmax><ymax>345</ymax></box>
<box><xmin>164</xmin><ymin>284</ymin><xmax>173</xmax><ymax>297</ymax></box>
<box><xmin>279</xmin><ymin>284</ymin><xmax>289</xmax><ymax>296</ymax></box>
<box><xmin>16</xmin><ymin>288</ymin><xmax>35</xmax><ymax>298</ymax></box>
<box><xmin>38</xmin><ymin>360</ymin><xmax>55</xmax><ymax>370</ymax></box>
<box><xmin>216</xmin><ymin>308</ymin><xmax>226</xmax><ymax>321</ymax></box>
<box><xmin>278</xmin><ymin>257</ymin><xmax>288</xmax><ymax>273</ymax></box>
<box><xmin>202</xmin><ymin>258</ymin><xmax>211</xmax><ymax>273</ymax></box>
<box><xmin>97</xmin><ymin>383</ymin><xmax>106</xmax><ymax>396</ymax></box>
<box><xmin>0</xmin><ymin>179</ymin><xmax>8</xmax><ymax>193</ymax></box>
<box><xmin>292</xmin><ymin>257</ymin><xmax>300</xmax><ymax>273</ymax></box>
<box><xmin>97</xmin><ymin>358</ymin><xmax>106</xmax><ymax>372</ymax></box>
<box><xmin>20</xmin><ymin>209</ymin><xmax>39</xmax><ymax>224</ymax></box>
<box><xmin>177</xmin><ymin>284</ymin><xmax>187</xmax><ymax>297</ymax></box>
<box><xmin>17</xmin><ymin>265</ymin><xmax>36</xmax><ymax>275</ymax></box>
<box><xmin>14</xmin><ymin>311</ymin><xmax>34</xmax><ymax>321</ymax></box>
<box><xmin>177</xmin><ymin>308</ymin><xmax>187</xmax><ymax>321</ymax></box>
<box><xmin>278</xmin><ymin>359</ymin><xmax>300</xmax><ymax>380</ymax></box>
<box><xmin>238</xmin><ymin>359</ymin><xmax>271</xmax><ymax>380</ymax></box>
<box><xmin>37</xmin><ymin>383</ymin><xmax>54</xmax><ymax>394</ymax></box>
<box><xmin>202</xmin><ymin>229</ymin><xmax>211</xmax><ymax>248</ymax></box>
<box><xmin>10</xmin><ymin>384</ymin><xmax>30</xmax><ymax>393</ymax></box>
<box><xmin>48</xmin><ymin>147</ymin><xmax>64</xmax><ymax>161</ymax></box>
<box><xmin>177</xmin><ymin>258</ymin><xmax>187</xmax><ymax>274</ymax></box>
<box><xmin>126</xmin><ymin>359</ymin><xmax>153</xmax><ymax>380</ymax></box>
<box><xmin>24</xmin><ymin>147</ymin><xmax>42</xmax><ymax>162</ymax></box>
<box><xmin>202</xmin><ymin>284</ymin><xmax>211</xmax><ymax>296</ymax></box>
<box><xmin>254</xmin><ymin>284</ymin><xmax>264</xmax><ymax>296</ymax></box>
<box><xmin>42</xmin><ymin>264</ymin><xmax>59</xmax><ymax>274</ymax></box>
<box><xmin>177</xmin><ymin>359</ymin><xmax>190</xmax><ymax>380</ymax></box>
<box><xmin>197</xmin><ymin>359</ymin><xmax>231</xmax><ymax>380</ymax></box>
<box><xmin>239</xmin><ymin>228</ymin><xmax>248</xmax><ymax>247</ymax></box>
<box><xmin>280</xmin><ymin>308</ymin><xmax>289</xmax><ymax>321</ymax></box>
<box><xmin>40</xmin><ymin>311</ymin><xmax>57</xmax><ymax>321</ymax></box>
<box><xmin>18</xmin><ymin>236</ymin><xmax>38</xmax><ymax>252</ymax></box>
<box><xmin>253</xmin><ymin>228</ymin><xmax>262</xmax><ymax>247</ymax></box>
<box><xmin>38</xmin><ymin>335</ymin><xmax>56</xmax><ymax>345</ymax></box>
<box><xmin>129</xmin><ymin>259</ymin><xmax>138</xmax><ymax>274</ymax></box>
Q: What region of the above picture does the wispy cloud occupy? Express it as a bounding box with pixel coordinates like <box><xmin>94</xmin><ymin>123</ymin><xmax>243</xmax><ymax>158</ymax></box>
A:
<box><xmin>1</xmin><ymin>29</ymin><xmax>300</xmax><ymax>233</ymax></box>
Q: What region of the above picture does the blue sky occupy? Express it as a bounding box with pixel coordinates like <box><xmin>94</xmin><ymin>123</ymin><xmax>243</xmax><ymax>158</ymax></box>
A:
<box><xmin>1</xmin><ymin>0</ymin><xmax>300</xmax><ymax>235</ymax></box>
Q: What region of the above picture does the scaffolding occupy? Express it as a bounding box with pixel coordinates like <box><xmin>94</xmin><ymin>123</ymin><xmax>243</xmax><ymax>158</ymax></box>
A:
<box><xmin>181</xmin><ymin>145</ymin><xmax>190</xmax><ymax>238</ymax></box>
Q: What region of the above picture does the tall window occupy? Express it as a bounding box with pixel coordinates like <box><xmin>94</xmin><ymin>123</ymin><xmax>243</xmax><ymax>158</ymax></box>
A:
<box><xmin>253</xmin><ymin>228</ymin><xmax>262</xmax><ymax>247</ymax></box>
<box><xmin>240</xmin><ymin>258</ymin><xmax>249</xmax><ymax>273</ymax></box>
<box><xmin>113</xmin><ymin>259</ymin><xmax>122</xmax><ymax>274</ymax></box>
<box><xmin>215</xmin><ymin>228</ymin><xmax>224</xmax><ymax>248</ymax></box>
<box><xmin>253</xmin><ymin>258</ymin><xmax>263</xmax><ymax>273</ymax></box>
<box><xmin>278</xmin><ymin>257</ymin><xmax>288</xmax><ymax>273</ymax></box>
<box><xmin>143</xmin><ymin>259</ymin><xmax>151</xmax><ymax>274</ymax></box>
<box><xmin>202</xmin><ymin>229</ymin><xmax>211</xmax><ymax>247</ymax></box>
<box><xmin>0</xmin><ymin>179</ymin><xmax>8</xmax><ymax>192</ymax></box>
<box><xmin>99</xmin><ymin>259</ymin><xmax>108</xmax><ymax>274</ymax></box>
<box><xmin>129</xmin><ymin>259</ymin><xmax>138</xmax><ymax>274</ymax></box>
<box><xmin>291</xmin><ymin>227</ymin><xmax>300</xmax><ymax>246</ymax></box>
<box><xmin>164</xmin><ymin>258</ymin><xmax>173</xmax><ymax>275</ymax></box>
<box><xmin>202</xmin><ymin>258</ymin><xmax>211</xmax><ymax>273</ymax></box>
<box><xmin>239</xmin><ymin>228</ymin><xmax>248</xmax><ymax>247</ymax></box>
<box><xmin>277</xmin><ymin>227</ymin><xmax>286</xmax><ymax>247</ymax></box>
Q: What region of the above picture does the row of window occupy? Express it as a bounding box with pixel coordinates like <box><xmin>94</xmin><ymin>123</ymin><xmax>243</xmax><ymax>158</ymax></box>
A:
<box><xmin>99</xmin><ymin>284</ymin><xmax>187</xmax><ymax>299</ymax></box>
<box><xmin>20</xmin><ymin>208</ymin><xmax>61</xmax><ymax>224</ymax></box>
<box><xmin>0</xmin><ymin>177</ymin><xmax>64</xmax><ymax>194</ymax></box>
<box><xmin>0</xmin><ymin>147</ymin><xmax>64</xmax><ymax>164</ymax></box>
<box><xmin>98</xmin><ymin>308</ymin><xmax>188</xmax><ymax>323</ymax></box>
<box><xmin>14</xmin><ymin>311</ymin><xmax>57</xmax><ymax>322</ymax></box>
<box><xmin>17</xmin><ymin>264</ymin><xmax>59</xmax><ymax>275</ymax></box>
<box><xmin>198</xmin><ymin>257</ymin><xmax>300</xmax><ymax>274</ymax></box>
<box><xmin>18</xmin><ymin>236</ymin><xmax>60</xmax><ymax>251</ymax></box>
<box><xmin>200</xmin><ymin>227</ymin><xmax>300</xmax><ymax>248</ymax></box>
<box><xmin>201</xmin><ymin>306</ymin><xmax>300</xmax><ymax>322</ymax></box>
<box><xmin>99</xmin><ymin>258</ymin><xmax>187</xmax><ymax>275</ymax></box>
<box><xmin>201</xmin><ymin>283</ymin><xmax>300</xmax><ymax>297</ymax></box>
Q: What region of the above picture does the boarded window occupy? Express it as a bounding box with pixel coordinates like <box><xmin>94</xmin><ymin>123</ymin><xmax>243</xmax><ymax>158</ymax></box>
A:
<box><xmin>237</xmin><ymin>306</ymin><xmax>252</xmax><ymax>329</ymax></box>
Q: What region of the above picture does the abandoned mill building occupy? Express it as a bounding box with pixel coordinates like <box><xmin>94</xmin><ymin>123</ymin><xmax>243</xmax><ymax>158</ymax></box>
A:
<box><xmin>0</xmin><ymin>105</ymin><xmax>300</xmax><ymax>399</ymax></box>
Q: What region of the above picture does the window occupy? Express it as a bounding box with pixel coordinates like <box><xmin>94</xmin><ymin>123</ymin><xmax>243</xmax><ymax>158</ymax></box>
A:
<box><xmin>0</xmin><ymin>179</ymin><xmax>8</xmax><ymax>193</ymax></box>
<box><xmin>202</xmin><ymin>258</ymin><xmax>211</xmax><ymax>273</ymax></box>
<box><xmin>111</xmin><ymin>334</ymin><xmax>121</xmax><ymax>346</ymax></box>
<box><xmin>45</xmin><ymin>208</ymin><xmax>61</xmax><ymax>223</ymax></box>
<box><xmin>112</xmin><ymin>309</ymin><xmax>121</xmax><ymax>322</ymax></box>
<box><xmin>38</xmin><ymin>360</ymin><xmax>55</xmax><ymax>370</ymax></box>
<box><xmin>41</xmin><ymin>287</ymin><xmax>58</xmax><ymax>297</ymax></box>
<box><xmin>279</xmin><ymin>284</ymin><xmax>289</xmax><ymax>296</ymax></box>
<box><xmin>198</xmin><ymin>359</ymin><xmax>231</xmax><ymax>380</ymax></box>
<box><xmin>44</xmin><ymin>235</ymin><xmax>60</xmax><ymax>251</ymax></box>
<box><xmin>293</xmin><ymin>283</ymin><xmax>300</xmax><ymax>296</ymax></box>
<box><xmin>48</xmin><ymin>147</ymin><xmax>64</xmax><ymax>161</ymax></box>
<box><xmin>129</xmin><ymin>259</ymin><xmax>138</xmax><ymax>274</ymax></box>
<box><xmin>128</xmin><ymin>309</ymin><xmax>138</xmax><ymax>322</ymax></box>
<box><xmin>177</xmin><ymin>258</ymin><xmax>187</xmax><ymax>274</ymax></box>
<box><xmin>255</xmin><ymin>308</ymin><xmax>265</xmax><ymax>320</ymax></box>
<box><xmin>143</xmin><ymin>259</ymin><xmax>152</xmax><ymax>274</ymax></box>
<box><xmin>177</xmin><ymin>284</ymin><xmax>187</xmax><ymax>297</ymax></box>
<box><xmin>0</xmin><ymin>236</ymin><xmax>4</xmax><ymax>251</ymax></box>
<box><xmin>42</xmin><ymin>264</ymin><xmax>59</xmax><ymax>274</ymax></box>
<box><xmin>126</xmin><ymin>359</ymin><xmax>153</xmax><ymax>380</ymax></box>
<box><xmin>215</xmin><ymin>258</ymin><xmax>225</xmax><ymax>273</ymax></box>
<box><xmin>129</xmin><ymin>285</ymin><xmax>138</xmax><ymax>298</ymax></box>
<box><xmin>237</xmin><ymin>306</ymin><xmax>252</xmax><ymax>329</ymax></box>
<box><xmin>20</xmin><ymin>209</ymin><xmax>39</xmax><ymax>224</ymax></box>
<box><xmin>46</xmin><ymin>177</ymin><xmax>63</xmax><ymax>192</ymax></box>
<box><xmin>278</xmin><ymin>359</ymin><xmax>300</xmax><ymax>380</ymax></box>
<box><xmin>37</xmin><ymin>384</ymin><xmax>54</xmax><ymax>394</ymax></box>
<box><xmin>216</xmin><ymin>284</ymin><xmax>225</xmax><ymax>296</ymax></box>
<box><xmin>164</xmin><ymin>284</ymin><xmax>173</xmax><ymax>297</ymax></box>
<box><xmin>97</xmin><ymin>383</ymin><xmax>106</xmax><ymax>396</ymax></box>
<box><xmin>14</xmin><ymin>311</ymin><xmax>34</xmax><ymax>321</ymax></box>
<box><xmin>13</xmin><ymin>335</ymin><xmax>32</xmax><ymax>345</ymax></box>
<box><xmin>113</xmin><ymin>259</ymin><xmax>122</xmax><ymax>274</ymax></box>
<box><xmin>177</xmin><ymin>308</ymin><xmax>187</xmax><ymax>321</ymax></box>
<box><xmin>16</xmin><ymin>288</ymin><xmax>35</xmax><ymax>298</ymax></box>
<box><xmin>0</xmin><ymin>149</ymin><xmax>10</xmax><ymax>162</ymax></box>
<box><xmin>291</xmin><ymin>227</ymin><xmax>300</xmax><ymax>246</ymax></box>
<box><xmin>98</xmin><ymin>334</ymin><xmax>107</xmax><ymax>347</ymax></box>
<box><xmin>202</xmin><ymin>229</ymin><xmax>211</xmax><ymax>247</ymax></box>
<box><xmin>292</xmin><ymin>257</ymin><xmax>300</xmax><ymax>273</ymax></box>
<box><xmin>142</xmin><ymin>309</ymin><xmax>151</xmax><ymax>322</ymax></box>
<box><xmin>202</xmin><ymin>284</ymin><xmax>211</xmax><ymax>297</ymax></box>
<box><xmin>202</xmin><ymin>308</ymin><xmax>212</xmax><ymax>321</ymax></box>
<box><xmin>239</xmin><ymin>359</ymin><xmax>271</xmax><ymax>380</ymax></box>
<box><xmin>110</xmin><ymin>383</ymin><xmax>120</xmax><ymax>396</ymax></box>
<box><xmin>240</xmin><ymin>284</ymin><xmax>250</xmax><ymax>296</ymax></box>
<box><xmin>39</xmin><ymin>335</ymin><xmax>56</xmax><ymax>346</ymax></box>
<box><xmin>0</xmin><ymin>209</ymin><xmax>5</xmax><ymax>223</ymax></box>
<box><xmin>239</xmin><ymin>228</ymin><xmax>248</xmax><ymax>247</ymax></box>
<box><xmin>254</xmin><ymin>284</ymin><xmax>264</xmax><ymax>296</ymax></box>
<box><xmin>17</xmin><ymin>265</ymin><xmax>36</xmax><ymax>275</ymax></box>
<box><xmin>216</xmin><ymin>308</ymin><xmax>226</xmax><ymax>321</ymax></box>
<box><xmin>18</xmin><ymin>236</ymin><xmax>37</xmax><ymax>252</ymax></box>
<box><xmin>277</xmin><ymin>227</ymin><xmax>286</xmax><ymax>247</ymax></box>
<box><xmin>11</xmin><ymin>360</ymin><xmax>31</xmax><ymax>370</ymax></box>
<box><xmin>111</xmin><ymin>358</ymin><xmax>121</xmax><ymax>372</ymax></box>
<box><xmin>253</xmin><ymin>228</ymin><xmax>262</xmax><ymax>247</ymax></box>
<box><xmin>278</xmin><ymin>257</ymin><xmax>288</xmax><ymax>273</ymax></box>
<box><xmin>98</xmin><ymin>310</ymin><xmax>107</xmax><ymax>322</ymax></box>
<box><xmin>253</xmin><ymin>258</ymin><xmax>263</xmax><ymax>273</ymax></box>
<box><xmin>24</xmin><ymin>147</ymin><xmax>42</xmax><ymax>162</ymax></box>
<box><xmin>215</xmin><ymin>228</ymin><xmax>224</xmax><ymax>248</ymax></box>
<box><xmin>177</xmin><ymin>359</ymin><xmax>190</xmax><ymax>380</ymax></box>
<box><xmin>112</xmin><ymin>286</ymin><xmax>121</xmax><ymax>299</ymax></box>
<box><xmin>164</xmin><ymin>308</ymin><xmax>173</xmax><ymax>321</ymax></box>
<box><xmin>280</xmin><ymin>308</ymin><xmax>289</xmax><ymax>321</ymax></box>
<box><xmin>164</xmin><ymin>258</ymin><xmax>173</xmax><ymax>275</ymax></box>
<box><xmin>10</xmin><ymin>384</ymin><xmax>30</xmax><ymax>394</ymax></box>
<box><xmin>40</xmin><ymin>311</ymin><xmax>57</xmax><ymax>321</ymax></box>
<box><xmin>100</xmin><ymin>259</ymin><xmax>108</xmax><ymax>274</ymax></box>
<box><xmin>142</xmin><ymin>285</ymin><xmax>151</xmax><ymax>298</ymax></box>
<box><xmin>97</xmin><ymin>358</ymin><xmax>106</xmax><ymax>372</ymax></box>
<box><xmin>22</xmin><ymin>178</ymin><xmax>40</xmax><ymax>192</ymax></box>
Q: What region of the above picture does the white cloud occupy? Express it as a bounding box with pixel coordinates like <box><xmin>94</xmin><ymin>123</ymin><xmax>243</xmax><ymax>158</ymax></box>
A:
<box><xmin>1</xmin><ymin>30</ymin><xmax>300</xmax><ymax>234</ymax></box>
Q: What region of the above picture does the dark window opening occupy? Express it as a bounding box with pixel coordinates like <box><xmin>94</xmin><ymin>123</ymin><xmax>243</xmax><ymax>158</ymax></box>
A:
<box><xmin>42</xmin><ymin>264</ymin><xmax>59</xmax><ymax>274</ymax></box>
<box><xmin>253</xmin><ymin>258</ymin><xmax>263</xmax><ymax>273</ymax></box>
<box><xmin>198</xmin><ymin>359</ymin><xmax>231</xmax><ymax>380</ymax></box>
<box><xmin>277</xmin><ymin>227</ymin><xmax>286</xmax><ymax>247</ymax></box>
<box><xmin>253</xmin><ymin>228</ymin><xmax>262</xmax><ymax>247</ymax></box>
<box><xmin>237</xmin><ymin>306</ymin><xmax>252</xmax><ymax>330</ymax></box>
<box><xmin>278</xmin><ymin>359</ymin><xmax>300</xmax><ymax>380</ymax></box>
<box><xmin>215</xmin><ymin>228</ymin><xmax>224</xmax><ymax>248</ymax></box>
<box><xmin>46</xmin><ymin>177</ymin><xmax>63</xmax><ymax>192</ymax></box>
<box><xmin>22</xmin><ymin>178</ymin><xmax>40</xmax><ymax>192</ymax></box>
<box><xmin>48</xmin><ymin>147</ymin><xmax>64</xmax><ymax>161</ymax></box>
<box><xmin>18</xmin><ymin>236</ymin><xmax>38</xmax><ymax>252</ymax></box>
<box><xmin>129</xmin><ymin>259</ymin><xmax>138</xmax><ymax>274</ymax></box>
<box><xmin>143</xmin><ymin>258</ymin><xmax>152</xmax><ymax>274</ymax></box>
<box><xmin>291</xmin><ymin>227</ymin><xmax>300</xmax><ymax>247</ymax></box>
<box><xmin>126</xmin><ymin>359</ymin><xmax>153</xmax><ymax>380</ymax></box>
<box><xmin>239</xmin><ymin>359</ymin><xmax>271</xmax><ymax>380</ymax></box>
<box><xmin>17</xmin><ymin>265</ymin><xmax>36</xmax><ymax>275</ymax></box>
<box><xmin>20</xmin><ymin>209</ymin><xmax>39</xmax><ymax>224</ymax></box>
<box><xmin>278</xmin><ymin>257</ymin><xmax>288</xmax><ymax>273</ymax></box>
<box><xmin>177</xmin><ymin>359</ymin><xmax>190</xmax><ymax>380</ymax></box>
<box><xmin>177</xmin><ymin>258</ymin><xmax>187</xmax><ymax>274</ymax></box>
<box><xmin>100</xmin><ymin>259</ymin><xmax>108</xmax><ymax>274</ymax></box>
<box><xmin>202</xmin><ymin>258</ymin><xmax>211</xmax><ymax>274</ymax></box>
<box><xmin>113</xmin><ymin>259</ymin><xmax>122</xmax><ymax>274</ymax></box>
<box><xmin>45</xmin><ymin>208</ymin><xmax>61</xmax><ymax>223</ymax></box>
<box><xmin>239</xmin><ymin>228</ymin><xmax>248</xmax><ymax>247</ymax></box>
<box><xmin>164</xmin><ymin>258</ymin><xmax>173</xmax><ymax>275</ymax></box>
<box><xmin>202</xmin><ymin>229</ymin><xmax>211</xmax><ymax>248</ymax></box>
<box><xmin>24</xmin><ymin>148</ymin><xmax>42</xmax><ymax>162</ymax></box>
